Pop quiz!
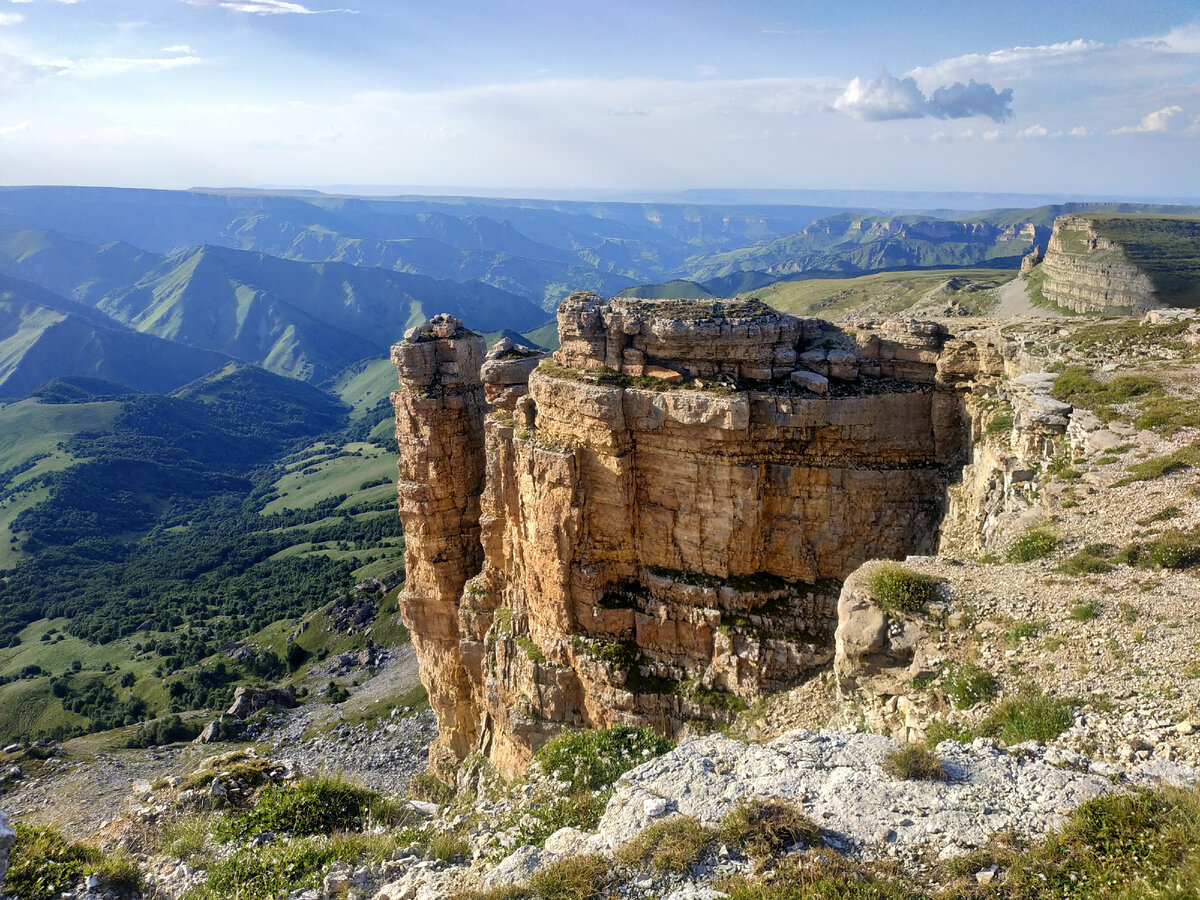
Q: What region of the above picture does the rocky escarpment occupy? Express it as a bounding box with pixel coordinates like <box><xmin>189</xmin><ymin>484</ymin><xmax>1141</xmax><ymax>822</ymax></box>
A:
<box><xmin>392</xmin><ymin>296</ymin><xmax>1095</xmax><ymax>778</ymax></box>
<box><xmin>1038</xmin><ymin>213</ymin><xmax>1200</xmax><ymax>313</ymax></box>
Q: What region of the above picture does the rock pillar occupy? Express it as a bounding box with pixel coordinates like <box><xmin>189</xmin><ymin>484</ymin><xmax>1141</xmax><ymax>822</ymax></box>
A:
<box><xmin>391</xmin><ymin>314</ymin><xmax>486</xmax><ymax>778</ymax></box>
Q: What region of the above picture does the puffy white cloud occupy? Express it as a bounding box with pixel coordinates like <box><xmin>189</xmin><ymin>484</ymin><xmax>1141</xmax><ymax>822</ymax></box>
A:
<box><xmin>1017</xmin><ymin>125</ymin><xmax>1049</xmax><ymax>139</ymax></box>
<box><xmin>0</xmin><ymin>13</ymin><xmax>24</xmax><ymax>25</ymax></box>
<box><xmin>833</xmin><ymin>72</ymin><xmax>927</xmax><ymax>120</ymax></box>
<box><xmin>1111</xmin><ymin>105</ymin><xmax>1186</xmax><ymax>134</ymax></box>
<box><xmin>834</xmin><ymin>71</ymin><xmax>1012</xmax><ymax>122</ymax></box>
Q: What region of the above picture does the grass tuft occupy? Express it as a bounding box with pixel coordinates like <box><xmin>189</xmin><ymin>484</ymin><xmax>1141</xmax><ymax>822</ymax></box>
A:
<box><xmin>6</xmin><ymin>824</ymin><xmax>144</xmax><ymax>900</ymax></box>
<box><xmin>1006</xmin><ymin>527</ymin><xmax>1058</xmax><ymax>563</ymax></box>
<box><xmin>864</xmin><ymin>563</ymin><xmax>940</xmax><ymax>613</ymax></box>
<box><xmin>979</xmin><ymin>685</ymin><xmax>1076</xmax><ymax>744</ymax></box>
<box><xmin>883</xmin><ymin>743</ymin><xmax>946</xmax><ymax>781</ymax></box>
<box><xmin>719</xmin><ymin>800</ymin><xmax>821</xmax><ymax>862</ymax></box>
<box><xmin>616</xmin><ymin>815</ymin><xmax>714</xmax><ymax>871</ymax></box>
<box><xmin>943</xmin><ymin>661</ymin><xmax>998</xmax><ymax>710</ymax></box>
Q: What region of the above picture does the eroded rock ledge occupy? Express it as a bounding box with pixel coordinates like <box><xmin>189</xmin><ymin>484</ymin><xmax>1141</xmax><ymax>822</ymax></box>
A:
<box><xmin>391</xmin><ymin>297</ymin><xmax>1070</xmax><ymax>778</ymax></box>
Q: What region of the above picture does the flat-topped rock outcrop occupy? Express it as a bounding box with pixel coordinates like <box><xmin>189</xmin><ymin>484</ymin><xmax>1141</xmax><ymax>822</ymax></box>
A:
<box><xmin>391</xmin><ymin>296</ymin><xmax>1084</xmax><ymax>777</ymax></box>
<box><xmin>1039</xmin><ymin>213</ymin><xmax>1200</xmax><ymax>313</ymax></box>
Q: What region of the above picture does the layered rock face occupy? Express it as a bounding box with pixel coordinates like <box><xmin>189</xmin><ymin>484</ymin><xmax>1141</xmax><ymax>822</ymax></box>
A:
<box><xmin>393</xmin><ymin>296</ymin><xmax>1041</xmax><ymax>777</ymax></box>
<box><xmin>391</xmin><ymin>314</ymin><xmax>488</xmax><ymax>775</ymax></box>
<box><xmin>1040</xmin><ymin>215</ymin><xmax>1159</xmax><ymax>313</ymax></box>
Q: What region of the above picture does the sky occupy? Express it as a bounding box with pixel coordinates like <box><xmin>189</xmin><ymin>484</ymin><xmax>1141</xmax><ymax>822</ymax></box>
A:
<box><xmin>0</xmin><ymin>0</ymin><xmax>1198</xmax><ymax>200</ymax></box>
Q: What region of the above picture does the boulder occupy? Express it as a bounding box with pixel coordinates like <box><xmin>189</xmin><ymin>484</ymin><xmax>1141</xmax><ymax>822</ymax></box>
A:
<box><xmin>226</xmin><ymin>686</ymin><xmax>298</xmax><ymax>720</ymax></box>
<box><xmin>834</xmin><ymin>561</ymin><xmax>933</xmax><ymax>702</ymax></box>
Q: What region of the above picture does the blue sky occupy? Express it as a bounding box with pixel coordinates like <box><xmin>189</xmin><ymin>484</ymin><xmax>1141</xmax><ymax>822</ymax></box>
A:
<box><xmin>1</xmin><ymin>0</ymin><xmax>1198</xmax><ymax>198</ymax></box>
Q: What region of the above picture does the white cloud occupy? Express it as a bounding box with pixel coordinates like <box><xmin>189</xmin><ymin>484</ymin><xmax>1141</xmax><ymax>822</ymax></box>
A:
<box><xmin>1111</xmin><ymin>105</ymin><xmax>1186</xmax><ymax>134</ymax></box>
<box><xmin>833</xmin><ymin>70</ymin><xmax>1012</xmax><ymax>121</ymax></box>
<box><xmin>1069</xmin><ymin>126</ymin><xmax>1091</xmax><ymax>137</ymax></box>
<box><xmin>1134</xmin><ymin>23</ymin><xmax>1200</xmax><ymax>54</ymax></box>
<box><xmin>909</xmin><ymin>39</ymin><xmax>1104</xmax><ymax>85</ymax></box>
<box><xmin>1017</xmin><ymin>124</ymin><xmax>1049</xmax><ymax>139</ymax></box>
<box><xmin>0</xmin><ymin>121</ymin><xmax>29</xmax><ymax>134</ymax></box>
<box><xmin>834</xmin><ymin>72</ymin><xmax>927</xmax><ymax>120</ymax></box>
<box><xmin>179</xmin><ymin>0</ymin><xmax>356</xmax><ymax>14</ymax></box>
<box><xmin>0</xmin><ymin>13</ymin><xmax>24</xmax><ymax>25</ymax></box>
<box><xmin>161</xmin><ymin>44</ymin><xmax>196</xmax><ymax>54</ymax></box>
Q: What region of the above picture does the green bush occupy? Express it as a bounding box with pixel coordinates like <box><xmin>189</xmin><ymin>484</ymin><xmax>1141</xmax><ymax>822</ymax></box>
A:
<box><xmin>213</xmin><ymin>775</ymin><xmax>408</xmax><ymax>840</ymax></box>
<box><xmin>1116</xmin><ymin>527</ymin><xmax>1200</xmax><ymax>570</ymax></box>
<box><xmin>864</xmin><ymin>563</ymin><xmax>940</xmax><ymax>613</ymax></box>
<box><xmin>980</xmin><ymin>686</ymin><xmax>1076</xmax><ymax>744</ymax></box>
<box><xmin>1006</xmin><ymin>528</ymin><xmax>1058</xmax><ymax>563</ymax></box>
<box><xmin>6</xmin><ymin>824</ymin><xmax>144</xmax><ymax>900</ymax></box>
<box><xmin>534</xmin><ymin>724</ymin><xmax>673</xmax><ymax>794</ymax></box>
<box><xmin>943</xmin><ymin>661</ymin><xmax>998</xmax><ymax>709</ymax></box>
<box><xmin>1059</xmin><ymin>543</ymin><xmax>1115</xmax><ymax>575</ymax></box>
<box><xmin>616</xmin><ymin>815</ymin><xmax>713</xmax><ymax>871</ymax></box>
<box><xmin>883</xmin><ymin>743</ymin><xmax>946</xmax><ymax>781</ymax></box>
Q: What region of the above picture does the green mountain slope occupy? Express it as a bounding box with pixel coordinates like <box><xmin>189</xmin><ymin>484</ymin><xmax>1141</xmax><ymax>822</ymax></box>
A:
<box><xmin>96</xmin><ymin>246</ymin><xmax>548</xmax><ymax>382</ymax></box>
<box><xmin>0</xmin><ymin>228</ymin><xmax>160</xmax><ymax>304</ymax></box>
<box><xmin>0</xmin><ymin>274</ymin><xmax>232</xmax><ymax>399</ymax></box>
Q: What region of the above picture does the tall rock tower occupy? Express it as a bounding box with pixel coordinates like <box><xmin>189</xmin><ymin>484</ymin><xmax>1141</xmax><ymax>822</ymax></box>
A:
<box><xmin>391</xmin><ymin>314</ymin><xmax>487</xmax><ymax>777</ymax></box>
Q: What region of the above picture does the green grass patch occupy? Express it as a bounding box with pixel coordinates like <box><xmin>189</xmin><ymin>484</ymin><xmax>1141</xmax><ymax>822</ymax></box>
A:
<box><xmin>1059</xmin><ymin>544</ymin><xmax>1115</xmax><ymax>575</ymax></box>
<box><xmin>944</xmin><ymin>661</ymin><xmax>998</xmax><ymax>710</ymax></box>
<box><xmin>979</xmin><ymin>686</ymin><xmax>1076</xmax><ymax>744</ymax></box>
<box><xmin>6</xmin><ymin>823</ymin><xmax>144</xmax><ymax>900</ymax></box>
<box><xmin>1069</xmin><ymin>601</ymin><xmax>1102</xmax><ymax>622</ymax></box>
<box><xmin>186</xmin><ymin>832</ymin><xmax>403</xmax><ymax>900</ymax></box>
<box><xmin>1005</xmin><ymin>621</ymin><xmax>1047</xmax><ymax>645</ymax></box>
<box><xmin>864</xmin><ymin>563</ymin><xmax>940</xmax><ymax>613</ymax></box>
<box><xmin>1050</xmin><ymin>366</ymin><xmax>1163</xmax><ymax>423</ymax></box>
<box><xmin>1115</xmin><ymin>441</ymin><xmax>1200</xmax><ymax>485</ymax></box>
<box><xmin>751</xmin><ymin>268</ymin><xmax>1015</xmax><ymax>319</ymax></box>
<box><xmin>1115</xmin><ymin>526</ymin><xmax>1200</xmax><ymax>570</ymax></box>
<box><xmin>213</xmin><ymin>775</ymin><xmax>409</xmax><ymax>840</ymax></box>
<box><xmin>616</xmin><ymin>815</ymin><xmax>714</xmax><ymax>871</ymax></box>
<box><xmin>1006</xmin><ymin>527</ymin><xmax>1058</xmax><ymax>563</ymax></box>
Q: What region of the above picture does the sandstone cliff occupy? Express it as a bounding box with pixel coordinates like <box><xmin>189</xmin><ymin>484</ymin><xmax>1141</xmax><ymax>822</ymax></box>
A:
<box><xmin>1038</xmin><ymin>213</ymin><xmax>1200</xmax><ymax>313</ymax></box>
<box><xmin>391</xmin><ymin>295</ymin><xmax>1098</xmax><ymax>778</ymax></box>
